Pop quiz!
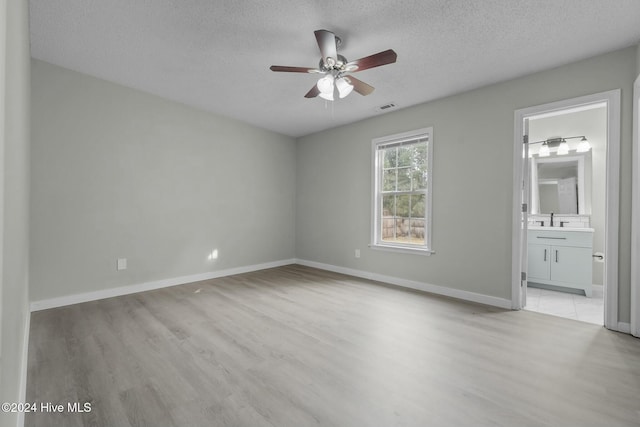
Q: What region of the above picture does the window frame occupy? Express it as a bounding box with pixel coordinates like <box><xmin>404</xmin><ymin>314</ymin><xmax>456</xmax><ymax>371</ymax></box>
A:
<box><xmin>370</xmin><ymin>127</ymin><xmax>434</xmax><ymax>255</ymax></box>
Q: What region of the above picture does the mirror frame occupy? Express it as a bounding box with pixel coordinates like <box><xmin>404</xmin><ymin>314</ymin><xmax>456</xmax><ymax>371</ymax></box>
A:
<box><xmin>530</xmin><ymin>151</ymin><xmax>592</xmax><ymax>215</ymax></box>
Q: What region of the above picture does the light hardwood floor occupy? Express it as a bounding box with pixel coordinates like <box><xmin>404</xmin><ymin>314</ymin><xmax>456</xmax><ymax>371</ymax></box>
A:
<box><xmin>26</xmin><ymin>265</ymin><xmax>640</xmax><ymax>426</ymax></box>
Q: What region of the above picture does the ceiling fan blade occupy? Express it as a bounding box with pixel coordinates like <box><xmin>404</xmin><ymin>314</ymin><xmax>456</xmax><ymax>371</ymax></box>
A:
<box><xmin>270</xmin><ymin>65</ymin><xmax>320</xmax><ymax>73</ymax></box>
<box><xmin>304</xmin><ymin>85</ymin><xmax>320</xmax><ymax>98</ymax></box>
<box><xmin>345</xmin><ymin>49</ymin><xmax>397</xmax><ymax>72</ymax></box>
<box><xmin>345</xmin><ymin>76</ymin><xmax>374</xmax><ymax>96</ymax></box>
<box><xmin>314</xmin><ymin>29</ymin><xmax>338</xmax><ymax>67</ymax></box>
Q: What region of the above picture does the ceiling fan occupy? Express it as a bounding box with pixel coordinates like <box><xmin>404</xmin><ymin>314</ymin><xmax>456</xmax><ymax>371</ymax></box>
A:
<box><xmin>269</xmin><ymin>29</ymin><xmax>397</xmax><ymax>101</ymax></box>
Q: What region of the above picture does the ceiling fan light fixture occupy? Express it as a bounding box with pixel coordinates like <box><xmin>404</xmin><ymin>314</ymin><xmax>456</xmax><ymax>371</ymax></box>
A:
<box><xmin>318</xmin><ymin>91</ymin><xmax>334</xmax><ymax>101</ymax></box>
<box><xmin>270</xmin><ymin>30</ymin><xmax>397</xmax><ymax>100</ymax></box>
<box><xmin>317</xmin><ymin>74</ymin><xmax>335</xmax><ymax>94</ymax></box>
<box><xmin>336</xmin><ymin>77</ymin><xmax>354</xmax><ymax>98</ymax></box>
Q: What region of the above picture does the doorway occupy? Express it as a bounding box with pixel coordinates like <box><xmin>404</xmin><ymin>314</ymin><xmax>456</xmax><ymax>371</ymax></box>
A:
<box><xmin>512</xmin><ymin>90</ymin><xmax>621</xmax><ymax>330</ymax></box>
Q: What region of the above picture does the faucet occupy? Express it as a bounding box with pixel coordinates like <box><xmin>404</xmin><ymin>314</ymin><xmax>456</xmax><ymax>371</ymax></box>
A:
<box><xmin>550</xmin><ymin>212</ymin><xmax>554</xmax><ymax>227</ymax></box>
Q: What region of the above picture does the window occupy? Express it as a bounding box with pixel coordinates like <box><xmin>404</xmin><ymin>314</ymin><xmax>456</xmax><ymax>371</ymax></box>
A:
<box><xmin>372</xmin><ymin>127</ymin><xmax>433</xmax><ymax>254</ymax></box>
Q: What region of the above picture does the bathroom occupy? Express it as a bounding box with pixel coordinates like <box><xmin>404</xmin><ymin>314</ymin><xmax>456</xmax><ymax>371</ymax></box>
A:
<box><xmin>524</xmin><ymin>103</ymin><xmax>606</xmax><ymax>324</ymax></box>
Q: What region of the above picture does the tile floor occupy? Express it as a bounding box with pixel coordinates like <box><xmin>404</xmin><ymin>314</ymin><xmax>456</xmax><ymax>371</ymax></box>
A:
<box><xmin>524</xmin><ymin>284</ymin><xmax>604</xmax><ymax>325</ymax></box>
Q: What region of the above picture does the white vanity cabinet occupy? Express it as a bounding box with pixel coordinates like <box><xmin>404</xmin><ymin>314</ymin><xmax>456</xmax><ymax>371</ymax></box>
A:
<box><xmin>527</xmin><ymin>228</ymin><xmax>594</xmax><ymax>297</ymax></box>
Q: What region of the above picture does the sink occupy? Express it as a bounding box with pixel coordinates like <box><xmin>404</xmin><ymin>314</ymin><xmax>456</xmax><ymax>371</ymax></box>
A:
<box><xmin>528</xmin><ymin>226</ymin><xmax>594</xmax><ymax>232</ymax></box>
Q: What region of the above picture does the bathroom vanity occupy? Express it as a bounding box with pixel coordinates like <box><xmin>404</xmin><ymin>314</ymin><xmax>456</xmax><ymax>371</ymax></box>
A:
<box><xmin>527</xmin><ymin>227</ymin><xmax>594</xmax><ymax>297</ymax></box>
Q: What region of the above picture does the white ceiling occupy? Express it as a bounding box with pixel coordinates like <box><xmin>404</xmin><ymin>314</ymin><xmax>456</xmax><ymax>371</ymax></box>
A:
<box><xmin>29</xmin><ymin>0</ymin><xmax>640</xmax><ymax>138</ymax></box>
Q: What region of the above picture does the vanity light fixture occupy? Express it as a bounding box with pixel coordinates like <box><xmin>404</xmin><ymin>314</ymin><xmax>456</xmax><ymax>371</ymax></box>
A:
<box><xmin>528</xmin><ymin>135</ymin><xmax>589</xmax><ymax>156</ymax></box>
<box><xmin>538</xmin><ymin>142</ymin><xmax>550</xmax><ymax>157</ymax></box>
<box><xmin>557</xmin><ymin>138</ymin><xmax>570</xmax><ymax>155</ymax></box>
<box><xmin>576</xmin><ymin>136</ymin><xmax>591</xmax><ymax>153</ymax></box>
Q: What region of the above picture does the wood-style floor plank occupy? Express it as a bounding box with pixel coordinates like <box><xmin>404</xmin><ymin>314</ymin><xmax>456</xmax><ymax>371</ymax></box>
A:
<box><xmin>25</xmin><ymin>265</ymin><xmax>640</xmax><ymax>426</ymax></box>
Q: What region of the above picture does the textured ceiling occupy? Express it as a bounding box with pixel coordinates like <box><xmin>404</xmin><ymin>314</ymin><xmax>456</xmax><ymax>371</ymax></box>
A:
<box><xmin>29</xmin><ymin>0</ymin><xmax>640</xmax><ymax>138</ymax></box>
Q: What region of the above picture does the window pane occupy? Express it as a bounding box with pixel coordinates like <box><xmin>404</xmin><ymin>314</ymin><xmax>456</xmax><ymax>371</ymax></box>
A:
<box><xmin>411</xmin><ymin>143</ymin><xmax>427</xmax><ymax>190</ymax></box>
<box><xmin>381</xmin><ymin>194</ymin><xmax>396</xmax><ymax>242</ymax></box>
<box><xmin>409</xmin><ymin>217</ymin><xmax>425</xmax><ymax>244</ymax></box>
<box><xmin>409</xmin><ymin>194</ymin><xmax>425</xmax><ymax>244</ymax></box>
<box><xmin>396</xmin><ymin>194</ymin><xmax>410</xmax><ymax>242</ymax></box>
<box><xmin>397</xmin><ymin>146</ymin><xmax>412</xmax><ymax>167</ymax></box>
<box><xmin>395</xmin><ymin>194</ymin><xmax>410</xmax><ymax>218</ymax></box>
<box><xmin>397</xmin><ymin>167</ymin><xmax>411</xmax><ymax>191</ymax></box>
<box><xmin>382</xmin><ymin>194</ymin><xmax>395</xmax><ymax>217</ymax></box>
<box><xmin>411</xmin><ymin>169</ymin><xmax>427</xmax><ymax>190</ymax></box>
<box><xmin>411</xmin><ymin>194</ymin><xmax>426</xmax><ymax>217</ymax></box>
<box><xmin>383</xmin><ymin>147</ymin><xmax>397</xmax><ymax>168</ymax></box>
<box><xmin>383</xmin><ymin>169</ymin><xmax>396</xmax><ymax>191</ymax></box>
<box><xmin>413</xmin><ymin>143</ymin><xmax>427</xmax><ymax>168</ymax></box>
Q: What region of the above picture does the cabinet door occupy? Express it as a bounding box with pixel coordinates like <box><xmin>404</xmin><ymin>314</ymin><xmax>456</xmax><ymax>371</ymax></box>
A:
<box><xmin>528</xmin><ymin>244</ymin><xmax>550</xmax><ymax>281</ymax></box>
<box><xmin>550</xmin><ymin>246</ymin><xmax>592</xmax><ymax>284</ymax></box>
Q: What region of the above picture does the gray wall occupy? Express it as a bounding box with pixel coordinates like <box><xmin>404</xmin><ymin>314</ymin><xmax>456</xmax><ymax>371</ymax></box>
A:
<box><xmin>1</xmin><ymin>0</ymin><xmax>31</xmax><ymax>425</ymax></box>
<box><xmin>30</xmin><ymin>60</ymin><xmax>296</xmax><ymax>301</ymax></box>
<box><xmin>296</xmin><ymin>47</ymin><xmax>636</xmax><ymax>322</ymax></box>
<box><xmin>529</xmin><ymin>107</ymin><xmax>607</xmax><ymax>285</ymax></box>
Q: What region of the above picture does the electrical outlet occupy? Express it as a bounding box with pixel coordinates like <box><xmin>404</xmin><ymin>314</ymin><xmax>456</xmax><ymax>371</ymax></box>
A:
<box><xmin>355</xmin><ymin>249</ymin><xmax>361</xmax><ymax>258</ymax></box>
<box><xmin>117</xmin><ymin>258</ymin><xmax>127</xmax><ymax>271</ymax></box>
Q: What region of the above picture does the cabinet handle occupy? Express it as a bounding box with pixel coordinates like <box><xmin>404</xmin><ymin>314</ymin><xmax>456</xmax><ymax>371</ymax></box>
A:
<box><xmin>555</xmin><ymin>250</ymin><xmax>558</xmax><ymax>263</ymax></box>
<box><xmin>544</xmin><ymin>249</ymin><xmax>547</xmax><ymax>261</ymax></box>
<box><xmin>536</xmin><ymin>236</ymin><xmax>567</xmax><ymax>240</ymax></box>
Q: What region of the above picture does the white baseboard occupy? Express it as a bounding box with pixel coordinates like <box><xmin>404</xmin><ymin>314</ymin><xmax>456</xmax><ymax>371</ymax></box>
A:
<box><xmin>17</xmin><ymin>311</ymin><xmax>30</xmax><ymax>427</ymax></box>
<box><xmin>295</xmin><ymin>259</ymin><xmax>512</xmax><ymax>310</ymax></box>
<box><xmin>617</xmin><ymin>322</ymin><xmax>631</xmax><ymax>334</ymax></box>
<box><xmin>30</xmin><ymin>259</ymin><xmax>296</xmax><ymax>311</ymax></box>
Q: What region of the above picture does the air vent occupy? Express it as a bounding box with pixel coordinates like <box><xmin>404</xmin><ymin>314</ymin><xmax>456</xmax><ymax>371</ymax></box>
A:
<box><xmin>375</xmin><ymin>102</ymin><xmax>397</xmax><ymax>112</ymax></box>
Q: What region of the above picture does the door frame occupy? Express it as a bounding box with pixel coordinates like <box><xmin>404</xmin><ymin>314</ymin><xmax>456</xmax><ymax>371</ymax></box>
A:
<box><xmin>511</xmin><ymin>89</ymin><xmax>621</xmax><ymax>331</ymax></box>
<box><xmin>631</xmin><ymin>75</ymin><xmax>640</xmax><ymax>338</ymax></box>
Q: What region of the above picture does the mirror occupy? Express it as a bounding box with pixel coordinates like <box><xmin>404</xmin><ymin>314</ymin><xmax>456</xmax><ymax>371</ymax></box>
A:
<box><xmin>530</xmin><ymin>152</ymin><xmax>592</xmax><ymax>215</ymax></box>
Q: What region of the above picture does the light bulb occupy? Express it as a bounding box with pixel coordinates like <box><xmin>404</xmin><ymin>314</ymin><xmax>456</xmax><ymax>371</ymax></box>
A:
<box><xmin>316</xmin><ymin>74</ymin><xmax>334</xmax><ymax>94</ymax></box>
<box><xmin>557</xmin><ymin>139</ymin><xmax>569</xmax><ymax>155</ymax></box>
<box><xmin>335</xmin><ymin>77</ymin><xmax>354</xmax><ymax>98</ymax></box>
<box><xmin>576</xmin><ymin>137</ymin><xmax>591</xmax><ymax>152</ymax></box>
<box><xmin>538</xmin><ymin>143</ymin><xmax>550</xmax><ymax>157</ymax></box>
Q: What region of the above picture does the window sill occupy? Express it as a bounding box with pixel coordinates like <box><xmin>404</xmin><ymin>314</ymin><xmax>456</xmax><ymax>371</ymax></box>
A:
<box><xmin>369</xmin><ymin>244</ymin><xmax>435</xmax><ymax>256</ymax></box>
